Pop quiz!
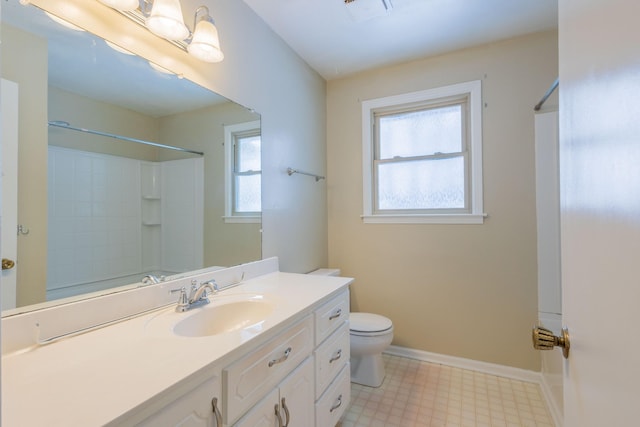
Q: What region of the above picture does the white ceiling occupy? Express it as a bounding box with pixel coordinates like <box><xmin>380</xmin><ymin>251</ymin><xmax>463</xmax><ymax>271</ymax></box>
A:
<box><xmin>242</xmin><ymin>0</ymin><xmax>558</xmax><ymax>80</ymax></box>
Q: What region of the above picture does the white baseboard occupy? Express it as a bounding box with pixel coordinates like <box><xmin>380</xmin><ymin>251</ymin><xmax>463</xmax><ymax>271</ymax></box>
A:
<box><xmin>383</xmin><ymin>345</ymin><xmax>563</xmax><ymax>427</ymax></box>
<box><xmin>539</xmin><ymin>370</ymin><xmax>564</xmax><ymax>427</ymax></box>
<box><xmin>384</xmin><ymin>345</ymin><xmax>541</xmax><ymax>382</ymax></box>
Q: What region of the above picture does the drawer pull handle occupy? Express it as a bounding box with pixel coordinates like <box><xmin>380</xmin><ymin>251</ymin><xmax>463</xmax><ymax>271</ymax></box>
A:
<box><xmin>211</xmin><ymin>397</ymin><xmax>222</xmax><ymax>426</ymax></box>
<box><xmin>329</xmin><ymin>308</ymin><xmax>342</xmax><ymax>320</ymax></box>
<box><xmin>329</xmin><ymin>349</ymin><xmax>342</xmax><ymax>363</ymax></box>
<box><xmin>275</xmin><ymin>398</ymin><xmax>291</xmax><ymax>427</ymax></box>
<box><xmin>330</xmin><ymin>394</ymin><xmax>343</xmax><ymax>413</ymax></box>
<box><xmin>281</xmin><ymin>398</ymin><xmax>290</xmax><ymax>427</ymax></box>
<box><xmin>275</xmin><ymin>404</ymin><xmax>284</xmax><ymax>427</ymax></box>
<box><xmin>269</xmin><ymin>347</ymin><xmax>292</xmax><ymax>367</ymax></box>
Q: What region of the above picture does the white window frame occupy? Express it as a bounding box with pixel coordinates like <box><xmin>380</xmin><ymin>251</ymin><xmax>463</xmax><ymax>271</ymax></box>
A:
<box><xmin>223</xmin><ymin>120</ymin><xmax>261</xmax><ymax>224</ymax></box>
<box><xmin>361</xmin><ymin>80</ymin><xmax>485</xmax><ymax>224</ymax></box>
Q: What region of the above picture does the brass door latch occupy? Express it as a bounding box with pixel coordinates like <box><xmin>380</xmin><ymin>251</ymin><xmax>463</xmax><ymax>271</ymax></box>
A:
<box><xmin>532</xmin><ymin>325</ymin><xmax>570</xmax><ymax>359</ymax></box>
<box><xmin>2</xmin><ymin>258</ymin><xmax>15</xmax><ymax>270</ymax></box>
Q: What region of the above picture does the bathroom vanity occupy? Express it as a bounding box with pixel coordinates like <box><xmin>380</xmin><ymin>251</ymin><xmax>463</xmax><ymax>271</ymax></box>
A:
<box><xmin>1</xmin><ymin>258</ymin><xmax>352</xmax><ymax>426</ymax></box>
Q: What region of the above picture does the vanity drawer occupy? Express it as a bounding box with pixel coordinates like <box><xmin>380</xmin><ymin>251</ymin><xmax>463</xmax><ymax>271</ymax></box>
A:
<box><xmin>314</xmin><ymin>290</ymin><xmax>349</xmax><ymax>346</ymax></box>
<box><xmin>314</xmin><ymin>322</ymin><xmax>350</xmax><ymax>399</ymax></box>
<box><xmin>315</xmin><ymin>363</ymin><xmax>351</xmax><ymax>427</ymax></box>
<box><xmin>224</xmin><ymin>315</ymin><xmax>313</xmax><ymax>423</ymax></box>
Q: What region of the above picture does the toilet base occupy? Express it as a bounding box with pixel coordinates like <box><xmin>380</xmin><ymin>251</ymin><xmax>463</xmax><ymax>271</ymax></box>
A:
<box><xmin>350</xmin><ymin>353</ymin><xmax>386</xmax><ymax>387</ymax></box>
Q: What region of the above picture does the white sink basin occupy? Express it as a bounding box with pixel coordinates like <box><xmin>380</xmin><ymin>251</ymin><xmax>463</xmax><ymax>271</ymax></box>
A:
<box><xmin>172</xmin><ymin>295</ymin><xmax>274</xmax><ymax>338</ymax></box>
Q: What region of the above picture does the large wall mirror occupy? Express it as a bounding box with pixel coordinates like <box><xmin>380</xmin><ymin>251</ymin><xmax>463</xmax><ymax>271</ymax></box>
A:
<box><xmin>1</xmin><ymin>1</ymin><xmax>262</xmax><ymax>315</ymax></box>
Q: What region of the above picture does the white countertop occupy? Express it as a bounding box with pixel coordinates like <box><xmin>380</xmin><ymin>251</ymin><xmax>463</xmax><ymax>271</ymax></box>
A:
<box><xmin>1</xmin><ymin>271</ymin><xmax>351</xmax><ymax>426</ymax></box>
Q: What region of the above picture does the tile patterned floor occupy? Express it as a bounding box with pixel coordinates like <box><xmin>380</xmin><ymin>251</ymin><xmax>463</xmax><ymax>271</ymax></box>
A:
<box><xmin>338</xmin><ymin>354</ymin><xmax>555</xmax><ymax>427</ymax></box>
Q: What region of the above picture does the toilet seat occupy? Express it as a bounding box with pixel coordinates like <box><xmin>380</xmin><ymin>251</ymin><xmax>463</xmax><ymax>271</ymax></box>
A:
<box><xmin>350</xmin><ymin>312</ymin><xmax>393</xmax><ymax>336</ymax></box>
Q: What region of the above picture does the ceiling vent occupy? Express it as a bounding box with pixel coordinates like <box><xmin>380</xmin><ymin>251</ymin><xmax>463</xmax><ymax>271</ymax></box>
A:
<box><xmin>344</xmin><ymin>0</ymin><xmax>393</xmax><ymax>22</ymax></box>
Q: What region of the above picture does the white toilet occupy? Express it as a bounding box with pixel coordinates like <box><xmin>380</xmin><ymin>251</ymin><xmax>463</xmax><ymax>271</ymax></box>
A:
<box><xmin>349</xmin><ymin>312</ymin><xmax>393</xmax><ymax>387</ymax></box>
<box><xmin>308</xmin><ymin>268</ymin><xmax>394</xmax><ymax>387</ymax></box>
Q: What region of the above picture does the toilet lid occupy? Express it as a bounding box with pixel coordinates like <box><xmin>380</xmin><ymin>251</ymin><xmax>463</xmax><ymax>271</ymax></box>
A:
<box><xmin>350</xmin><ymin>312</ymin><xmax>393</xmax><ymax>333</ymax></box>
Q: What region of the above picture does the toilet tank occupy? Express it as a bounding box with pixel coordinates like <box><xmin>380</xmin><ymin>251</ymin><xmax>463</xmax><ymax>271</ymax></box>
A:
<box><xmin>308</xmin><ymin>268</ymin><xmax>341</xmax><ymax>277</ymax></box>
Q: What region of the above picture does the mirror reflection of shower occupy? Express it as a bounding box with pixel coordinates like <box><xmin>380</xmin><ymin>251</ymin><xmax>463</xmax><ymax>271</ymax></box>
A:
<box><xmin>47</xmin><ymin>136</ymin><xmax>204</xmax><ymax>300</ymax></box>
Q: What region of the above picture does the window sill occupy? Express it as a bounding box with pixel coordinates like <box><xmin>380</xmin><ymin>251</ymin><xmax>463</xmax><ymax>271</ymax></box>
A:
<box><xmin>223</xmin><ymin>216</ymin><xmax>262</xmax><ymax>224</ymax></box>
<box><xmin>361</xmin><ymin>213</ymin><xmax>487</xmax><ymax>224</ymax></box>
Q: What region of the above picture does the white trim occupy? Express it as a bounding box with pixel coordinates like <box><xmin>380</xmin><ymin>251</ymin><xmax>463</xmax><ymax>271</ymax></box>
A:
<box><xmin>384</xmin><ymin>345</ymin><xmax>562</xmax><ymax>426</ymax></box>
<box><xmin>223</xmin><ymin>120</ymin><xmax>261</xmax><ymax>220</ymax></box>
<box><xmin>384</xmin><ymin>345</ymin><xmax>541</xmax><ymax>383</ymax></box>
<box><xmin>361</xmin><ymin>80</ymin><xmax>484</xmax><ymax>224</ymax></box>
<box><xmin>361</xmin><ymin>213</ymin><xmax>487</xmax><ymax>224</ymax></box>
<box><xmin>539</xmin><ymin>369</ymin><xmax>564</xmax><ymax>427</ymax></box>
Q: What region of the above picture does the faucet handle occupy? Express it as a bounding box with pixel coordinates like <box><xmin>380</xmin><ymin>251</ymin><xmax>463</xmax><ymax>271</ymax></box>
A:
<box><xmin>170</xmin><ymin>287</ymin><xmax>189</xmax><ymax>312</ymax></box>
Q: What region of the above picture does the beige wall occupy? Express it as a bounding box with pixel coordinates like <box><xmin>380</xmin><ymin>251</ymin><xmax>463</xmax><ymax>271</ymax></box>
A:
<box><xmin>1</xmin><ymin>24</ymin><xmax>48</xmax><ymax>306</ymax></box>
<box><xmin>49</xmin><ymin>87</ymin><xmax>160</xmax><ymax>160</ymax></box>
<box><xmin>327</xmin><ymin>31</ymin><xmax>558</xmax><ymax>370</ymax></box>
<box><xmin>158</xmin><ymin>103</ymin><xmax>261</xmax><ymax>267</ymax></box>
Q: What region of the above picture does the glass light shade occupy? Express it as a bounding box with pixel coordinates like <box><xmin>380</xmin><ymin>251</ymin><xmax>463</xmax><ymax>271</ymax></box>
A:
<box><xmin>146</xmin><ymin>0</ymin><xmax>189</xmax><ymax>40</ymax></box>
<box><xmin>187</xmin><ymin>19</ymin><xmax>224</xmax><ymax>63</ymax></box>
<box><xmin>98</xmin><ymin>0</ymin><xmax>139</xmax><ymax>11</ymax></box>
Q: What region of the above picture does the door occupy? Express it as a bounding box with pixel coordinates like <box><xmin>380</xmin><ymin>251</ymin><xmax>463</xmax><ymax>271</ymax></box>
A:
<box><xmin>1</xmin><ymin>79</ymin><xmax>19</xmax><ymax>310</ymax></box>
<box><xmin>559</xmin><ymin>0</ymin><xmax>640</xmax><ymax>425</ymax></box>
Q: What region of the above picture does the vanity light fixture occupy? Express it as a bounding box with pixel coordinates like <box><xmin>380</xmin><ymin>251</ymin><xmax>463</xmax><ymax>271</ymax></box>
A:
<box><xmin>96</xmin><ymin>0</ymin><xmax>224</xmax><ymax>63</ymax></box>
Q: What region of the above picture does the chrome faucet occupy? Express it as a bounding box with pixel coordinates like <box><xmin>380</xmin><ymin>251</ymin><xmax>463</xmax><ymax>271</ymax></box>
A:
<box><xmin>142</xmin><ymin>274</ymin><xmax>163</xmax><ymax>285</ymax></box>
<box><xmin>172</xmin><ymin>279</ymin><xmax>219</xmax><ymax>312</ymax></box>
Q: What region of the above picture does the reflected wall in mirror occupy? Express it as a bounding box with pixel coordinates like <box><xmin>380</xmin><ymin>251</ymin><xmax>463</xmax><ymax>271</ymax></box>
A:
<box><xmin>0</xmin><ymin>1</ymin><xmax>262</xmax><ymax>315</ymax></box>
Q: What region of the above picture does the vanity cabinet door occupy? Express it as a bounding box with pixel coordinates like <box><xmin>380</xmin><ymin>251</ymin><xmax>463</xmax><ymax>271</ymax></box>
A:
<box><xmin>136</xmin><ymin>376</ymin><xmax>222</xmax><ymax>427</ymax></box>
<box><xmin>278</xmin><ymin>356</ymin><xmax>314</xmax><ymax>426</ymax></box>
<box><xmin>232</xmin><ymin>389</ymin><xmax>279</xmax><ymax>427</ymax></box>
<box><xmin>234</xmin><ymin>358</ymin><xmax>314</xmax><ymax>427</ymax></box>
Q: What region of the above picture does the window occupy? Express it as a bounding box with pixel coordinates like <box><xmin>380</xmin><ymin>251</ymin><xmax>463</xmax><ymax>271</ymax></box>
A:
<box><xmin>224</xmin><ymin>121</ymin><xmax>261</xmax><ymax>223</ymax></box>
<box><xmin>362</xmin><ymin>80</ymin><xmax>484</xmax><ymax>224</ymax></box>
